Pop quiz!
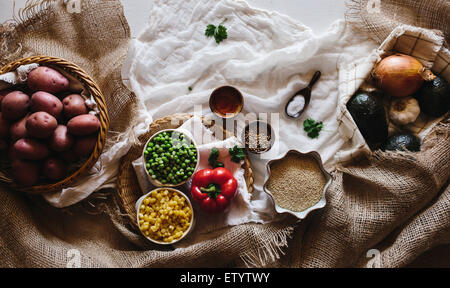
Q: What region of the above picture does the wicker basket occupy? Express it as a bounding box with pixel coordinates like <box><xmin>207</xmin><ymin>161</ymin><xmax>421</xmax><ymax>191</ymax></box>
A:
<box><xmin>116</xmin><ymin>114</ymin><xmax>255</xmax><ymax>228</ymax></box>
<box><xmin>0</xmin><ymin>56</ymin><xmax>110</xmax><ymax>194</ymax></box>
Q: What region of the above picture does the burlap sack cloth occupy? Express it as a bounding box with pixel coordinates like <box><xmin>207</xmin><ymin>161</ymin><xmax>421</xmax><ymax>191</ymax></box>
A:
<box><xmin>0</xmin><ymin>0</ymin><xmax>448</xmax><ymax>267</ymax></box>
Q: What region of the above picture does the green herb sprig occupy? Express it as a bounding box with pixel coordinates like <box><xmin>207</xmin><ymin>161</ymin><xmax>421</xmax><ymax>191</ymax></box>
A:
<box><xmin>303</xmin><ymin>118</ymin><xmax>324</xmax><ymax>139</ymax></box>
<box><xmin>205</xmin><ymin>18</ymin><xmax>228</xmax><ymax>44</ymax></box>
<box><xmin>229</xmin><ymin>145</ymin><xmax>245</xmax><ymax>163</ymax></box>
<box><xmin>208</xmin><ymin>148</ymin><xmax>224</xmax><ymax>168</ymax></box>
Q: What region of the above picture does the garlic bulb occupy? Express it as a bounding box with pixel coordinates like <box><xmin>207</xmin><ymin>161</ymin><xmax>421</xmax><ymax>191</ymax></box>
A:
<box><xmin>389</xmin><ymin>97</ymin><xmax>421</xmax><ymax>125</ymax></box>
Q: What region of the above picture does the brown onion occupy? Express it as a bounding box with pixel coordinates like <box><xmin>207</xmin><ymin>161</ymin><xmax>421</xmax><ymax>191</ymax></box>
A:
<box><xmin>373</xmin><ymin>54</ymin><xmax>435</xmax><ymax>98</ymax></box>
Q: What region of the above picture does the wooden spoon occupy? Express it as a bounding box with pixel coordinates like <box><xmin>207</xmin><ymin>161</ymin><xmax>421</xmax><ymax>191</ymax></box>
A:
<box><xmin>285</xmin><ymin>71</ymin><xmax>321</xmax><ymax>118</ymax></box>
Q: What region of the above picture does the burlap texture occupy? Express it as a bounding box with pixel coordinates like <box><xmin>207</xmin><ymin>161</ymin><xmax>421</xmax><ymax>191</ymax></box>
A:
<box><xmin>0</xmin><ymin>0</ymin><xmax>449</xmax><ymax>268</ymax></box>
<box><xmin>278</xmin><ymin>0</ymin><xmax>450</xmax><ymax>267</ymax></box>
<box><xmin>346</xmin><ymin>0</ymin><xmax>450</xmax><ymax>46</ymax></box>
<box><xmin>0</xmin><ymin>0</ymin><xmax>296</xmax><ymax>268</ymax></box>
<box><xmin>293</xmin><ymin>122</ymin><xmax>449</xmax><ymax>267</ymax></box>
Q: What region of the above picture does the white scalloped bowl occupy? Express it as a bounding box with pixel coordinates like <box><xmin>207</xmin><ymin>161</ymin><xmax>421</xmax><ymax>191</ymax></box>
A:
<box><xmin>263</xmin><ymin>150</ymin><xmax>332</xmax><ymax>220</ymax></box>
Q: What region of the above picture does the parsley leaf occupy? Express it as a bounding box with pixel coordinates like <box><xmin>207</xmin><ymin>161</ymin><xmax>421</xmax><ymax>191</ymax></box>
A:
<box><xmin>205</xmin><ymin>19</ymin><xmax>228</xmax><ymax>44</ymax></box>
<box><xmin>208</xmin><ymin>148</ymin><xmax>224</xmax><ymax>168</ymax></box>
<box><xmin>303</xmin><ymin>118</ymin><xmax>324</xmax><ymax>139</ymax></box>
<box><xmin>229</xmin><ymin>145</ymin><xmax>245</xmax><ymax>163</ymax></box>
<box><xmin>205</xmin><ymin>24</ymin><xmax>216</xmax><ymax>37</ymax></box>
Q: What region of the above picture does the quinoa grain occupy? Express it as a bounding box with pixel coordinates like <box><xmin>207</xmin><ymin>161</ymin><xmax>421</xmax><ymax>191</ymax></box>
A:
<box><xmin>266</xmin><ymin>154</ymin><xmax>326</xmax><ymax>212</ymax></box>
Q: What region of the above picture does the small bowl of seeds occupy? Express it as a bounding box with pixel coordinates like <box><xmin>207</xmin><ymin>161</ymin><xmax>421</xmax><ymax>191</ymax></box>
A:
<box><xmin>263</xmin><ymin>150</ymin><xmax>332</xmax><ymax>220</ymax></box>
<box><xmin>243</xmin><ymin>120</ymin><xmax>275</xmax><ymax>154</ymax></box>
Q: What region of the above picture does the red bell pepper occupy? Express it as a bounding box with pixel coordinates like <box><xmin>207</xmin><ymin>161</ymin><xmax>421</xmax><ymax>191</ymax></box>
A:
<box><xmin>190</xmin><ymin>167</ymin><xmax>238</xmax><ymax>213</ymax></box>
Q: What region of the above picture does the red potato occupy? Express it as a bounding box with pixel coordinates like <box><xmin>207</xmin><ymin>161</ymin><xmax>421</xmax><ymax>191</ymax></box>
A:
<box><xmin>67</xmin><ymin>114</ymin><xmax>100</xmax><ymax>136</ymax></box>
<box><xmin>0</xmin><ymin>90</ymin><xmax>11</xmax><ymax>110</ymax></box>
<box><xmin>50</xmin><ymin>125</ymin><xmax>74</xmax><ymax>152</ymax></box>
<box><xmin>43</xmin><ymin>158</ymin><xmax>67</xmax><ymax>181</ymax></box>
<box><xmin>74</xmin><ymin>135</ymin><xmax>97</xmax><ymax>158</ymax></box>
<box><xmin>1</xmin><ymin>91</ymin><xmax>30</xmax><ymax>120</ymax></box>
<box><xmin>26</xmin><ymin>111</ymin><xmax>58</xmax><ymax>138</ymax></box>
<box><xmin>30</xmin><ymin>91</ymin><xmax>63</xmax><ymax>119</ymax></box>
<box><xmin>27</xmin><ymin>66</ymin><xmax>69</xmax><ymax>94</ymax></box>
<box><xmin>9</xmin><ymin>114</ymin><xmax>29</xmax><ymax>141</ymax></box>
<box><xmin>0</xmin><ymin>113</ymin><xmax>10</xmax><ymax>139</ymax></box>
<box><xmin>13</xmin><ymin>138</ymin><xmax>49</xmax><ymax>160</ymax></box>
<box><xmin>12</xmin><ymin>159</ymin><xmax>40</xmax><ymax>187</ymax></box>
<box><xmin>62</xmin><ymin>94</ymin><xmax>88</xmax><ymax>119</ymax></box>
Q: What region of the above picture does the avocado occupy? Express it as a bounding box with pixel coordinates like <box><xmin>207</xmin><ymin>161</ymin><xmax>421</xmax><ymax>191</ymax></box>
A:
<box><xmin>381</xmin><ymin>134</ymin><xmax>421</xmax><ymax>152</ymax></box>
<box><xmin>347</xmin><ymin>91</ymin><xmax>388</xmax><ymax>145</ymax></box>
<box><xmin>415</xmin><ymin>76</ymin><xmax>450</xmax><ymax>118</ymax></box>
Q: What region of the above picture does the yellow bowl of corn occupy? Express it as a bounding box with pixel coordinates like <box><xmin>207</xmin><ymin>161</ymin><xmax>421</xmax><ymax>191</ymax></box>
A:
<box><xmin>135</xmin><ymin>188</ymin><xmax>195</xmax><ymax>245</ymax></box>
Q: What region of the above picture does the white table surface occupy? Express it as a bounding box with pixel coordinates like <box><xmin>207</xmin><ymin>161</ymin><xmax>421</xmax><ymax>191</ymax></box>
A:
<box><xmin>0</xmin><ymin>0</ymin><xmax>346</xmax><ymax>37</ymax></box>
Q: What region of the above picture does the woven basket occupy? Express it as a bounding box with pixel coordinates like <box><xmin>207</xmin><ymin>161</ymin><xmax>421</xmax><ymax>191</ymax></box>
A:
<box><xmin>116</xmin><ymin>113</ymin><xmax>255</xmax><ymax>228</ymax></box>
<box><xmin>0</xmin><ymin>56</ymin><xmax>110</xmax><ymax>194</ymax></box>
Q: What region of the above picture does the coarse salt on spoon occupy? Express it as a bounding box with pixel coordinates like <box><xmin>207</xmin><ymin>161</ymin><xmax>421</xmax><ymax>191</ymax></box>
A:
<box><xmin>285</xmin><ymin>71</ymin><xmax>321</xmax><ymax>118</ymax></box>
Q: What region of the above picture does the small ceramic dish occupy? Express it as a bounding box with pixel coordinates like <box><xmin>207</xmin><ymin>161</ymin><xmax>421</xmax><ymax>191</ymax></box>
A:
<box><xmin>142</xmin><ymin>129</ymin><xmax>200</xmax><ymax>187</ymax></box>
<box><xmin>263</xmin><ymin>150</ymin><xmax>332</xmax><ymax>220</ymax></box>
<box><xmin>209</xmin><ymin>86</ymin><xmax>244</xmax><ymax>118</ymax></box>
<box><xmin>242</xmin><ymin>120</ymin><xmax>276</xmax><ymax>154</ymax></box>
<box><xmin>135</xmin><ymin>188</ymin><xmax>195</xmax><ymax>245</ymax></box>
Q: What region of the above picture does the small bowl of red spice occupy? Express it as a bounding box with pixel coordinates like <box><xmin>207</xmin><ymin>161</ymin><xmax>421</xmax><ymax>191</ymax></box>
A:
<box><xmin>209</xmin><ymin>86</ymin><xmax>244</xmax><ymax>118</ymax></box>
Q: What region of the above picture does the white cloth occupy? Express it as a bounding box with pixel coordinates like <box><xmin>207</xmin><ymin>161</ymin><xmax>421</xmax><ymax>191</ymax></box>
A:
<box><xmin>121</xmin><ymin>0</ymin><xmax>378</xmax><ymax>221</ymax></box>
<box><xmin>132</xmin><ymin>116</ymin><xmax>267</xmax><ymax>237</ymax></box>
<box><xmin>0</xmin><ymin>63</ymin><xmax>39</xmax><ymax>90</ymax></box>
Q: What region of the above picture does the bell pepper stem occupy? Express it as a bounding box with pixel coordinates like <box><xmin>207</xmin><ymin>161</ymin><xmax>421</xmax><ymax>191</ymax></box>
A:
<box><xmin>200</xmin><ymin>183</ymin><xmax>222</xmax><ymax>199</ymax></box>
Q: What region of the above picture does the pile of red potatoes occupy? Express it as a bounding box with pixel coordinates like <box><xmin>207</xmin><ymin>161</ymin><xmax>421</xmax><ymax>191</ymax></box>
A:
<box><xmin>0</xmin><ymin>66</ymin><xmax>100</xmax><ymax>187</ymax></box>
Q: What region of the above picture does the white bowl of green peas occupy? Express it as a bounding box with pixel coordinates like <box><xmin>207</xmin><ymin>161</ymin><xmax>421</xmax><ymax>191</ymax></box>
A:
<box><xmin>142</xmin><ymin>129</ymin><xmax>200</xmax><ymax>187</ymax></box>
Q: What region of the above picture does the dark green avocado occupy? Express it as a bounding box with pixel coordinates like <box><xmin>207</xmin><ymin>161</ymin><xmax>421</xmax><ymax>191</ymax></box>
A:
<box><xmin>415</xmin><ymin>76</ymin><xmax>450</xmax><ymax>118</ymax></box>
<box><xmin>347</xmin><ymin>91</ymin><xmax>388</xmax><ymax>145</ymax></box>
<box><xmin>381</xmin><ymin>134</ymin><xmax>421</xmax><ymax>152</ymax></box>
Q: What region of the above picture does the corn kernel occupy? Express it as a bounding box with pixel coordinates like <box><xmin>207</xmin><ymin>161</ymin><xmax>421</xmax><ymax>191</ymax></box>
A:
<box><xmin>137</xmin><ymin>188</ymin><xmax>192</xmax><ymax>243</ymax></box>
